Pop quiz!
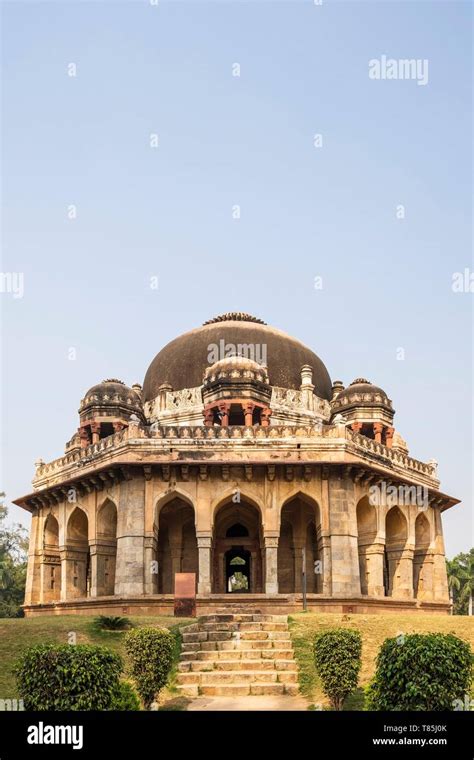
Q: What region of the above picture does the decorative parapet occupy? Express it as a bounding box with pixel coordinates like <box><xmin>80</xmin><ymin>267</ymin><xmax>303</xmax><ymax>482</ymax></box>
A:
<box><xmin>165</xmin><ymin>387</ymin><xmax>203</xmax><ymax>411</ymax></box>
<box><xmin>32</xmin><ymin>421</ymin><xmax>438</xmax><ymax>490</ymax></box>
<box><xmin>271</xmin><ymin>387</ymin><xmax>330</xmax><ymax>418</ymax></box>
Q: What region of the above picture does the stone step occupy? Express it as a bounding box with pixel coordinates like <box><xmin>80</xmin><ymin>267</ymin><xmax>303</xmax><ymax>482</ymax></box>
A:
<box><xmin>185</xmin><ymin>648</ymin><xmax>294</xmax><ymax>662</ymax></box>
<box><xmin>199</xmin><ymin>671</ymin><xmax>279</xmax><ymax>684</ymax></box>
<box><xmin>200</xmin><ymin>613</ymin><xmax>288</xmax><ymax>623</ymax></box>
<box><xmin>176</xmin><ymin>683</ymin><xmax>299</xmax><ymax>698</ymax></box>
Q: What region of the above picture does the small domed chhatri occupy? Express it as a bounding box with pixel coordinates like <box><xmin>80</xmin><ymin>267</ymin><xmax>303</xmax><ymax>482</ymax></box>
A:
<box><xmin>14</xmin><ymin>313</ymin><xmax>459</xmax><ymax>617</ymax></box>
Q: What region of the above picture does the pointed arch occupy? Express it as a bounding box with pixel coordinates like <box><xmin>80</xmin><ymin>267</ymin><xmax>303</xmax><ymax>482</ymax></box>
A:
<box><xmin>278</xmin><ymin>492</ymin><xmax>322</xmax><ymax>593</ymax></box>
<box><xmin>385</xmin><ymin>506</ymin><xmax>408</xmax><ymax>597</ymax></box>
<box><xmin>42</xmin><ymin>514</ymin><xmax>60</xmax><ymax>602</ymax></box>
<box><xmin>66</xmin><ymin>507</ymin><xmax>89</xmax><ymax>598</ymax></box>
<box><xmin>413</xmin><ymin>512</ymin><xmax>432</xmax><ymax>599</ymax></box>
<box><xmin>356</xmin><ymin>496</ymin><xmax>378</xmax><ymax>595</ymax></box>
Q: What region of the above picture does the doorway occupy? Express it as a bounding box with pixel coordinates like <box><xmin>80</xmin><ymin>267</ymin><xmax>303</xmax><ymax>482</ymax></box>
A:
<box><xmin>225</xmin><ymin>548</ymin><xmax>250</xmax><ymax>592</ymax></box>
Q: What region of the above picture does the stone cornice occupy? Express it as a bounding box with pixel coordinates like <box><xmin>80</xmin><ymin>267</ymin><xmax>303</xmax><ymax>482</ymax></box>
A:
<box><xmin>13</xmin><ymin>423</ymin><xmax>459</xmax><ymax>513</ymax></box>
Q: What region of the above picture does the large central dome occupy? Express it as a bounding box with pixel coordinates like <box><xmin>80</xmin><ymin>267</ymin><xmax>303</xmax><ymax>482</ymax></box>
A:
<box><xmin>143</xmin><ymin>313</ymin><xmax>332</xmax><ymax>402</ymax></box>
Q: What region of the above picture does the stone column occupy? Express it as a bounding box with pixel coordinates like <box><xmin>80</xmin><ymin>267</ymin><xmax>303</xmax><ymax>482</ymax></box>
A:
<box><xmin>351</xmin><ymin>422</ymin><xmax>363</xmax><ymax>435</ymax></box>
<box><xmin>243</xmin><ymin>402</ymin><xmax>254</xmax><ymax>427</ymax></box>
<box><xmin>261</xmin><ymin>407</ymin><xmax>272</xmax><ymax>427</ymax></box>
<box><xmin>78</xmin><ymin>426</ymin><xmax>91</xmax><ymax>449</ymax></box>
<box><xmin>387</xmin><ymin>546</ymin><xmax>414</xmax><ymax>598</ymax></box>
<box><xmin>364</xmin><ymin>543</ymin><xmax>385</xmax><ymax>596</ymax></box>
<box><xmin>385</xmin><ymin>426</ymin><xmax>394</xmax><ymax>448</ymax></box>
<box><xmin>143</xmin><ymin>535</ymin><xmax>158</xmax><ymax>594</ymax></box>
<box><xmin>320</xmin><ymin>536</ymin><xmax>332</xmax><ymax>594</ymax></box>
<box><xmin>89</xmin><ymin>541</ymin><xmax>99</xmax><ymax>597</ymax></box>
<box><xmin>432</xmin><ymin>509</ymin><xmax>450</xmax><ymax>601</ymax></box>
<box><xmin>203</xmin><ymin>407</ymin><xmax>214</xmax><ymax>427</ymax></box>
<box><xmin>197</xmin><ymin>535</ymin><xmax>212</xmax><ymax>594</ymax></box>
<box><xmin>264</xmin><ymin>535</ymin><xmax>279</xmax><ymax>594</ymax></box>
<box><xmin>24</xmin><ymin>511</ymin><xmax>41</xmax><ymax>605</ymax></box>
<box><xmin>115</xmin><ymin>476</ymin><xmax>146</xmax><ymax>596</ymax></box>
<box><xmin>293</xmin><ymin>543</ymin><xmax>304</xmax><ymax>593</ymax></box>
<box><xmin>90</xmin><ymin>422</ymin><xmax>101</xmax><ymax>444</ymax></box>
<box><xmin>414</xmin><ymin>551</ymin><xmax>434</xmax><ymax>600</ymax></box>
<box><xmin>218</xmin><ymin>402</ymin><xmax>230</xmax><ymax>427</ymax></box>
<box><xmin>113</xmin><ymin>422</ymin><xmax>125</xmax><ymax>433</ymax></box>
<box><xmin>328</xmin><ymin>470</ymin><xmax>361</xmax><ymax>596</ymax></box>
<box><xmin>373</xmin><ymin>422</ymin><xmax>383</xmax><ymax>444</ymax></box>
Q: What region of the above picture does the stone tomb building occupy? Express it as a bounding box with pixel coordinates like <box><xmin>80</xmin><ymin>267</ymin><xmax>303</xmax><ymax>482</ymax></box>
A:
<box><xmin>15</xmin><ymin>313</ymin><xmax>458</xmax><ymax>616</ymax></box>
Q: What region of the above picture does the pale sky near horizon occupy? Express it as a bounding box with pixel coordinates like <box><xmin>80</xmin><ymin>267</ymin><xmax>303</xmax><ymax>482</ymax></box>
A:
<box><xmin>1</xmin><ymin>0</ymin><xmax>472</xmax><ymax>557</ymax></box>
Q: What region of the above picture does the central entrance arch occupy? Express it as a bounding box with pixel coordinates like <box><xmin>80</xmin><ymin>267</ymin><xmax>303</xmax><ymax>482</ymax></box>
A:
<box><xmin>225</xmin><ymin>548</ymin><xmax>251</xmax><ymax>592</ymax></box>
<box><xmin>212</xmin><ymin>500</ymin><xmax>263</xmax><ymax>593</ymax></box>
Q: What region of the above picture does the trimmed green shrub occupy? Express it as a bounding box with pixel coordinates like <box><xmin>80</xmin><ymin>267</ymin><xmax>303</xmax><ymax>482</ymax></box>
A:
<box><xmin>110</xmin><ymin>681</ymin><xmax>141</xmax><ymax>711</ymax></box>
<box><xmin>94</xmin><ymin>615</ymin><xmax>131</xmax><ymax>631</ymax></box>
<box><xmin>15</xmin><ymin>644</ymin><xmax>122</xmax><ymax>710</ymax></box>
<box><xmin>125</xmin><ymin>627</ymin><xmax>174</xmax><ymax>708</ymax></box>
<box><xmin>367</xmin><ymin>632</ymin><xmax>473</xmax><ymax>711</ymax></box>
<box><xmin>314</xmin><ymin>628</ymin><xmax>362</xmax><ymax>710</ymax></box>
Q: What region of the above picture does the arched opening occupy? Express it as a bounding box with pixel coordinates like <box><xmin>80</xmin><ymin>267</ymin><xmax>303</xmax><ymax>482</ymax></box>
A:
<box><xmin>385</xmin><ymin>506</ymin><xmax>408</xmax><ymax>597</ymax></box>
<box><xmin>66</xmin><ymin>507</ymin><xmax>90</xmax><ymax>598</ymax></box>
<box><xmin>278</xmin><ymin>495</ymin><xmax>322</xmax><ymax>594</ymax></box>
<box><xmin>212</xmin><ymin>500</ymin><xmax>263</xmax><ymax>593</ymax></box>
<box><xmin>43</xmin><ymin>514</ymin><xmax>61</xmax><ymax>602</ymax></box>
<box><xmin>356</xmin><ymin>496</ymin><xmax>377</xmax><ymax>595</ymax></box>
<box><xmin>157</xmin><ymin>498</ymin><xmax>198</xmax><ymax>593</ymax></box>
<box><xmin>413</xmin><ymin>512</ymin><xmax>431</xmax><ymax>599</ymax></box>
<box><xmin>226</xmin><ymin>549</ymin><xmax>250</xmax><ymax>592</ymax></box>
<box><xmin>96</xmin><ymin>499</ymin><xmax>117</xmax><ymax>596</ymax></box>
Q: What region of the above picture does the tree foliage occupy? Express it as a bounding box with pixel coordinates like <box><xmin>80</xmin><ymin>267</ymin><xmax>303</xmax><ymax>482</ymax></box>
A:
<box><xmin>0</xmin><ymin>495</ymin><xmax>28</xmax><ymax>618</ymax></box>
<box><xmin>313</xmin><ymin>628</ymin><xmax>362</xmax><ymax>710</ymax></box>
<box><xmin>15</xmin><ymin>644</ymin><xmax>123</xmax><ymax>710</ymax></box>
<box><xmin>446</xmin><ymin>549</ymin><xmax>474</xmax><ymax>615</ymax></box>
<box><xmin>124</xmin><ymin>627</ymin><xmax>174</xmax><ymax>708</ymax></box>
<box><xmin>367</xmin><ymin>633</ymin><xmax>473</xmax><ymax>711</ymax></box>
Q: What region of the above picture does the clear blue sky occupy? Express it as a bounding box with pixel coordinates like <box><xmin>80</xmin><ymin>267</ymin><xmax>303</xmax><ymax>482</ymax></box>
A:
<box><xmin>1</xmin><ymin>0</ymin><xmax>472</xmax><ymax>556</ymax></box>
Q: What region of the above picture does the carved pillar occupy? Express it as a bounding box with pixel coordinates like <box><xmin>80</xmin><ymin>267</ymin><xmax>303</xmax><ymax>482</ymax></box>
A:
<box><xmin>203</xmin><ymin>407</ymin><xmax>214</xmax><ymax>427</ymax></box>
<box><xmin>293</xmin><ymin>543</ymin><xmax>304</xmax><ymax>593</ymax></box>
<box><xmin>387</xmin><ymin>546</ymin><xmax>414</xmax><ymax>598</ymax></box>
<box><xmin>218</xmin><ymin>402</ymin><xmax>230</xmax><ymax>427</ymax></box>
<box><xmin>351</xmin><ymin>422</ymin><xmax>363</xmax><ymax>435</ymax></box>
<box><xmin>90</xmin><ymin>422</ymin><xmax>101</xmax><ymax>444</ymax></box>
<box><xmin>385</xmin><ymin>426</ymin><xmax>394</xmax><ymax>448</ymax></box>
<box><xmin>364</xmin><ymin>543</ymin><xmax>385</xmax><ymax>596</ymax></box>
<box><xmin>320</xmin><ymin>535</ymin><xmax>332</xmax><ymax>594</ymax></box>
<box><xmin>373</xmin><ymin>422</ymin><xmax>383</xmax><ymax>444</ymax></box>
<box><xmin>197</xmin><ymin>535</ymin><xmax>212</xmax><ymax>594</ymax></box>
<box><xmin>261</xmin><ymin>407</ymin><xmax>272</xmax><ymax>427</ymax></box>
<box><xmin>24</xmin><ymin>511</ymin><xmax>41</xmax><ymax>605</ymax></box>
<box><xmin>143</xmin><ymin>535</ymin><xmax>158</xmax><ymax>594</ymax></box>
<box><xmin>243</xmin><ymin>402</ymin><xmax>255</xmax><ymax>427</ymax></box>
<box><xmin>264</xmin><ymin>535</ymin><xmax>279</xmax><ymax>594</ymax></box>
<box><xmin>113</xmin><ymin>421</ymin><xmax>125</xmax><ymax>433</ymax></box>
<box><xmin>78</xmin><ymin>426</ymin><xmax>91</xmax><ymax>449</ymax></box>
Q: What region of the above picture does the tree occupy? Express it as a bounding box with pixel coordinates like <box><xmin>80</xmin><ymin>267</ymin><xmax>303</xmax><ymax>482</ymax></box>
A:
<box><xmin>446</xmin><ymin>549</ymin><xmax>474</xmax><ymax>616</ymax></box>
<box><xmin>0</xmin><ymin>493</ymin><xmax>28</xmax><ymax>617</ymax></box>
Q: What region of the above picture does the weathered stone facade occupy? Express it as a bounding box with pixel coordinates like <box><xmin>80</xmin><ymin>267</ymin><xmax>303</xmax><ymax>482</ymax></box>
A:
<box><xmin>15</xmin><ymin>313</ymin><xmax>457</xmax><ymax>616</ymax></box>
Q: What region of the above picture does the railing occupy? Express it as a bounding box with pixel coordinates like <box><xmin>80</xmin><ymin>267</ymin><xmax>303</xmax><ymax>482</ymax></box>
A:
<box><xmin>32</xmin><ymin>422</ymin><xmax>436</xmax><ymax>482</ymax></box>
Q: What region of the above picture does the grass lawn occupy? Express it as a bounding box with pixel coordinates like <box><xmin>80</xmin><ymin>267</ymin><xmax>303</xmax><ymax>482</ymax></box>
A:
<box><xmin>289</xmin><ymin>612</ymin><xmax>474</xmax><ymax>710</ymax></box>
<box><xmin>0</xmin><ymin>615</ymin><xmax>192</xmax><ymax>704</ymax></box>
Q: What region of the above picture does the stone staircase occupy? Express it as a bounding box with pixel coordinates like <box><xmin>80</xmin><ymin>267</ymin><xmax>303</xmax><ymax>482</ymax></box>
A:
<box><xmin>176</xmin><ymin>613</ymin><xmax>298</xmax><ymax>697</ymax></box>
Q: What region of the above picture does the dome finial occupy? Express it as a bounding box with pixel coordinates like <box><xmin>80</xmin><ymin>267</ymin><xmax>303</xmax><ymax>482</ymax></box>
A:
<box><xmin>203</xmin><ymin>312</ymin><xmax>266</xmax><ymax>325</ymax></box>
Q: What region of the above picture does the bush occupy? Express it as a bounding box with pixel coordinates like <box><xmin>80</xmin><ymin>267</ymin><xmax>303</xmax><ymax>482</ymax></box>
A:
<box><xmin>125</xmin><ymin>627</ymin><xmax>174</xmax><ymax>708</ymax></box>
<box><xmin>15</xmin><ymin>644</ymin><xmax>123</xmax><ymax>710</ymax></box>
<box><xmin>94</xmin><ymin>615</ymin><xmax>131</xmax><ymax>631</ymax></box>
<box><xmin>110</xmin><ymin>681</ymin><xmax>141</xmax><ymax>711</ymax></box>
<box><xmin>367</xmin><ymin>633</ymin><xmax>473</xmax><ymax>711</ymax></box>
<box><xmin>314</xmin><ymin>628</ymin><xmax>362</xmax><ymax>710</ymax></box>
